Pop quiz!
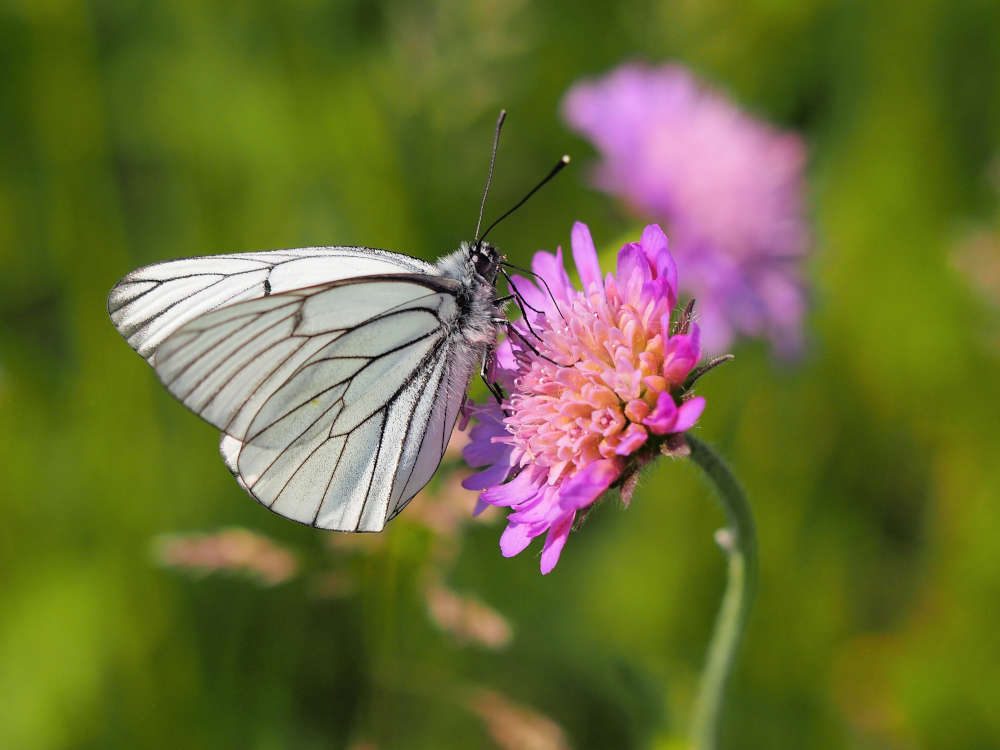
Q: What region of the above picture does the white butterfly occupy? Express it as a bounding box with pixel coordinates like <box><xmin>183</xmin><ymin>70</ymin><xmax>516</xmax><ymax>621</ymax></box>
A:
<box><xmin>108</xmin><ymin>242</ymin><xmax>502</xmax><ymax>531</ymax></box>
<box><xmin>108</xmin><ymin>113</ymin><xmax>568</xmax><ymax>533</ymax></box>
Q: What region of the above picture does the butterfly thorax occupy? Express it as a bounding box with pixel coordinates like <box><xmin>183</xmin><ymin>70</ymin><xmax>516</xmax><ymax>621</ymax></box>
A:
<box><xmin>434</xmin><ymin>242</ymin><xmax>501</xmax><ymax>347</ymax></box>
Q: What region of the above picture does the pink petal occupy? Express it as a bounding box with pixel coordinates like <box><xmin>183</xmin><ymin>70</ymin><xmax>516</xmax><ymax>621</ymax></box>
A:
<box><xmin>462</xmin><ymin>429</ymin><xmax>508</xmax><ymax>466</ymax></box>
<box><xmin>531</xmin><ymin>247</ymin><xmax>574</xmax><ymax>303</ymax></box>
<box><xmin>466</xmin><ymin>403</ymin><xmax>506</xmax><ymax>433</ymax></box>
<box><xmin>493</xmin><ymin>338</ymin><xmax>517</xmax><ymax>373</ymax></box>
<box><xmin>462</xmin><ymin>461</ymin><xmax>513</xmax><ymax>491</ymax></box>
<box><xmin>461</xmin><ymin>438</ymin><xmax>508</xmax><ymax>468</ymax></box>
<box><xmin>481</xmin><ymin>469</ymin><xmax>542</xmax><ymax>507</ymax></box>
<box><xmin>558</xmin><ymin>459</ymin><xmax>620</xmax><ymax>511</ymax></box>
<box><xmin>540</xmin><ymin>513</ymin><xmax>575</xmax><ymax>574</ymax></box>
<box><xmin>472</xmin><ymin>497</ymin><xmax>490</xmax><ymax>516</ymax></box>
<box><xmin>640</xmin><ymin>224</ymin><xmax>668</xmax><ymax>255</ymax></box>
<box><xmin>640</xmin><ymin>224</ymin><xmax>677</xmax><ymax>300</ymax></box>
<box><xmin>571</xmin><ymin>222</ymin><xmax>602</xmax><ymax>292</ymax></box>
<box><xmin>641</xmin><ymin>279</ymin><xmax>670</xmax><ymax>311</ymax></box>
<box><xmin>674</xmin><ymin>396</ymin><xmax>706</xmax><ymax>433</ymax></box>
<box><xmin>615</xmin><ymin>242</ymin><xmax>651</xmax><ymax>287</ymax></box>
<box><xmin>499</xmin><ymin>522</ymin><xmax>535</xmax><ymax>557</ymax></box>
<box><xmin>643</xmin><ymin>391</ymin><xmax>679</xmax><ymax>435</ymax></box>
<box><xmin>688</xmin><ymin>321</ymin><xmax>701</xmax><ymax>349</ymax></box>
<box><xmin>508</xmin><ymin>274</ymin><xmax>548</xmax><ymax>320</ymax></box>
<box><xmin>663</xmin><ymin>331</ymin><xmax>701</xmax><ymax>383</ymax></box>
<box><xmin>507</xmin><ymin>486</ymin><xmax>560</xmax><ymax>524</ymax></box>
<box><xmin>614</xmin><ymin>423</ymin><xmax>648</xmax><ymax>455</ymax></box>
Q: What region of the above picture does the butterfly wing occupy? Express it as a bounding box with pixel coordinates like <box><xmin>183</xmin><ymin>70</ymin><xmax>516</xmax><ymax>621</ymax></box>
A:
<box><xmin>107</xmin><ymin>246</ymin><xmax>437</xmax><ymax>361</ymax></box>
<box><xmin>151</xmin><ymin>273</ymin><xmax>480</xmax><ymax>531</ymax></box>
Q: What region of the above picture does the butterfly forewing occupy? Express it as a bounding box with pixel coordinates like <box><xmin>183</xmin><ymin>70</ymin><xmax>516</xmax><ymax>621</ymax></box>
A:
<box><xmin>107</xmin><ymin>247</ymin><xmax>437</xmax><ymax>360</ymax></box>
<box><xmin>149</xmin><ymin>270</ymin><xmax>469</xmax><ymax>531</ymax></box>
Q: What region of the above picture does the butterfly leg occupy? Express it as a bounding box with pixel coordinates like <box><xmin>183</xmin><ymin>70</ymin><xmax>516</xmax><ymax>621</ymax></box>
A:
<box><xmin>480</xmin><ymin>346</ymin><xmax>506</xmax><ymax>405</ymax></box>
<box><xmin>498</xmin><ymin>268</ymin><xmax>549</xmax><ymax>343</ymax></box>
<box><xmin>504</xmin><ymin>323</ymin><xmax>561</xmax><ymax>367</ymax></box>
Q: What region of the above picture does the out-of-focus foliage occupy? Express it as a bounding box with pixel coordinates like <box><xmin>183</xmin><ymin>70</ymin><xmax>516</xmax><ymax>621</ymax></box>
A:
<box><xmin>2</xmin><ymin>0</ymin><xmax>999</xmax><ymax>748</ymax></box>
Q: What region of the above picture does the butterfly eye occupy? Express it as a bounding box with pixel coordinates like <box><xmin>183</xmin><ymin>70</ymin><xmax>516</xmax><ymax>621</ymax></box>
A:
<box><xmin>472</xmin><ymin>245</ymin><xmax>498</xmax><ymax>281</ymax></box>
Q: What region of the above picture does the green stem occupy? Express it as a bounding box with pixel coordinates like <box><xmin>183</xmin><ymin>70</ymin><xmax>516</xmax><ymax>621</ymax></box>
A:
<box><xmin>686</xmin><ymin>435</ymin><xmax>757</xmax><ymax>750</ymax></box>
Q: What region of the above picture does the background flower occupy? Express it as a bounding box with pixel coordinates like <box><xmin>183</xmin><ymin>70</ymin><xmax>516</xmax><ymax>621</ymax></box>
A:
<box><xmin>154</xmin><ymin>528</ymin><xmax>298</xmax><ymax>586</ymax></box>
<box><xmin>563</xmin><ymin>62</ymin><xmax>809</xmax><ymax>356</ymax></box>
<box><xmin>464</xmin><ymin>223</ymin><xmax>705</xmax><ymax>573</ymax></box>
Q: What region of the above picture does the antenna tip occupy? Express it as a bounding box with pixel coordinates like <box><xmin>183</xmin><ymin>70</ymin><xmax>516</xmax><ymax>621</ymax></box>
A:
<box><xmin>561</xmin><ymin>154</ymin><xmax>571</xmax><ymax>164</ymax></box>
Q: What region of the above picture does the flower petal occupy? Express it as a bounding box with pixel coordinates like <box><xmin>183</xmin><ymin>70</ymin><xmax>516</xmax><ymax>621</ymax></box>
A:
<box><xmin>508</xmin><ymin>275</ymin><xmax>548</xmax><ymax>321</ymax></box>
<box><xmin>615</xmin><ymin>242</ymin><xmax>651</xmax><ymax>288</ymax></box>
<box><xmin>462</xmin><ymin>405</ymin><xmax>511</xmax><ymax>468</ymax></box>
<box><xmin>640</xmin><ymin>224</ymin><xmax>677</xmax><ymax>301</ymax></box>
<box><xmin>493</xmin><ymin>338</ymin><xmax>517</xmax><ymax>378</ymax></box>
<box><xmin>481</xmin><ymin>469</ymin><xmax>542</xmax><ymax>507</ymax></box>
<box><xmin>462</xmin><ymin>460</ymin><xmax>513</xmax><ymax>491</ymax></box>
<box><xmin>663</xmin><ymin>330</ymin><xmax>701</xmax><ymax>384</ymax></box>
<box><xmin>558</xmin><ymin>459</ymin><xmax>621</xmax><ymax>511</ymax></box>
<box><xmin>461</xmin><ymin>439</ymin><xmax>508</xmax><ymax>469</ymax></box>
<box><xmin>540</xmin><ymin>513</ymin><xmax>575</xmax><ymax>574</ymax></box>
<box><xmin>571</xmin><ymin>222</ymin><xmax>602</xmax><ymax>292</ymax></box>
<box><xmin>531</xmin><ymin>247</ymin><xmax>574</xmax><ymax>303</ymax></box>
<box><xmin>614</xmin><ymin>423</ymin><xmax>648</xmax><ymax>455</ymax></box>
<box><xmin>674</xmin><ymin>396</ymin><xmax>706</xmax><ymax>433</ymax></box>
<box><xmin>499</xmin><ymin>522</ymin><xmax>535</xmax><ymax>557</ymax></box>
<box><xmin>643</xmin><ymin>391</ymin><xmax>679</xmax><ymax>435</ymax></box>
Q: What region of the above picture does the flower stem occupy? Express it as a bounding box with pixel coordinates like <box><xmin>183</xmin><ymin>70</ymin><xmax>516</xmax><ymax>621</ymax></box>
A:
<box><xmin>686</xmin><ymin>435</ymin><xmax>757</xmax><ymax>750</ymax></box>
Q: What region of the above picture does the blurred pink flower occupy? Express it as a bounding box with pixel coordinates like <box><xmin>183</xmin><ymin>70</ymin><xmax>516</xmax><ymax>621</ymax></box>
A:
<box><xmin>563</xmin><ymin>62</ymin><xmax>809</xmax><ymax>355</ymax></box>
<box><xmin>463</xmin><ymin>223</ymin><xmax>706</xmax><ymax>574</ymax></box>
<box><xmin>154</xmin><ymin>528</ymin><xmax>298</xmax><ymax>585</ymax></box>
<box><xmin>424</xmin><ymin>583</ymin><xmax>513</xmax><ymax>649</ymax></box>
<box><xmin>467</xmin><ymin>689</ymin><xmax>570</xmax><ymax>750</ymax></box>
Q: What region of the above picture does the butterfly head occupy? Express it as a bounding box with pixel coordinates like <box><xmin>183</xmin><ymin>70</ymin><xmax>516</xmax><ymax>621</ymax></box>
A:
<box><xmin>468</xmin><ymin>241</ymin><xmax>501</xmax><ymax>284</ymax></box>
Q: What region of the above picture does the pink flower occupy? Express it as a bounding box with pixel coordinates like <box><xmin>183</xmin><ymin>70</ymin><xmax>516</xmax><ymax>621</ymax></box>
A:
<box><xmin>463</xmin><ymin>223</ymin><xmax>707</xmax><ymax>574</ymax></box>
<box><xmin>562</xmin><ymin>62</ymin><xmax>809</xmax><ymax>356</ymax></box>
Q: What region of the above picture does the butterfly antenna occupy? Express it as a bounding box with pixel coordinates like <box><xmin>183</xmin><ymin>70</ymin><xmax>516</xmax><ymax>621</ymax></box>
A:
<box><xmin>479</xmin><ymin>154</ymin><xmax>571</xmax><ymax>243</ymax></box>
<box><xmin>474</xmin><ymin>109</ymin><xmax>508</xmax><ymax>242</ymax></box>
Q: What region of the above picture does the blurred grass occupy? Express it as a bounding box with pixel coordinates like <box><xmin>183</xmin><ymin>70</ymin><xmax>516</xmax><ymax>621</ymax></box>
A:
<box><xmin>2</xmin><ymin>0</ymin><xmax>1000</xmax><ymax>748</ymax></box>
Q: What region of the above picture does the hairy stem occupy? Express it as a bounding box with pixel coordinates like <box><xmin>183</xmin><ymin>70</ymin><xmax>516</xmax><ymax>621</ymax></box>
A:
<box><xmin>686</xmin><ymin>435</ymin><xmax>758</xmax><ymax>750</ymax></box>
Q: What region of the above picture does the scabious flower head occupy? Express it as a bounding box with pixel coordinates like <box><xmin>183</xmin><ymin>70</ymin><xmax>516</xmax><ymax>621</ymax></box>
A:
<box><xmin>463</xmin><ymin>223</ymin><xmax>707</xmax><ymax>574</ymax></box>
<box><xmin>562</xmin><ymin>62</ymin><xmax>809</xmax><ymax>356</ymax></box>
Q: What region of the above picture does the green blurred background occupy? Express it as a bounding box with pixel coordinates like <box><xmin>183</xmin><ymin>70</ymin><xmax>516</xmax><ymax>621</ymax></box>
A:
<box><xmin>3</xmin><ymin>0</ymin><xmax>1000</xmax><ymax>748</ymax></box>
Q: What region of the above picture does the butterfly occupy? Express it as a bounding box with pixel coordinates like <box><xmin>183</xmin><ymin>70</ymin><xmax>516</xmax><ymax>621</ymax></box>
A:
<box><xmin>107</xmin><ymin>111</ymin><xmax>568</xmax><ymax>533</ymax></box>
